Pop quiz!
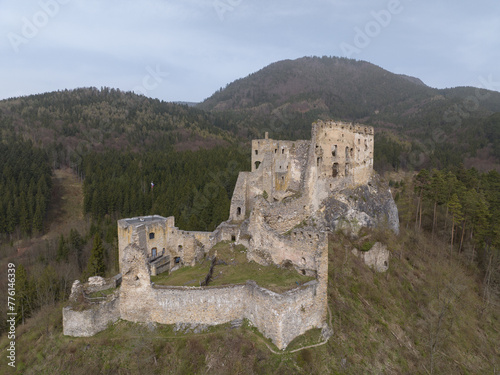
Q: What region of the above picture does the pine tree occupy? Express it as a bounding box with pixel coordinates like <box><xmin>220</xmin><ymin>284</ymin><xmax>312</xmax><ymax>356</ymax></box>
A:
<box><xmin>15</xmin><ymin>264</ymin><xmax>34</xmax><ymax>325</ymax></box>
<box><xmin>19</xmin><ymin>192</ymin><xmax>31</xmax><ymax>236</ymax></box>
<box><xmin>448</xmin><ymin>193</ymin><xmax>464</xmax><ymax>257</ymax></box>
<box><xmin>85</xmin><ymin>234</ymin><xmax>106</xmax><ymax>277</ymax></box>
<box><xmin>69</xmin><ymin>228</ymin><xmax>85</xmax><ymax>272</ymax></box>
<box><xmin>32</xmin><ymin>203</ymin><xmax>44</xmax><ymax>234</ymax></box>
<box><xmin>428</xmin><ymin>170</ymin><xmax>446</xmax><ymax>238</ymax></box>
<box><xmin>414</xmin><ymin>169</ymin><xmax>430</xmax><ymax>230</ymax></box>
<box><xmin>56</xmin><ymin>234</ymin><xmax>69</xmax><ymax>262</ymax></box>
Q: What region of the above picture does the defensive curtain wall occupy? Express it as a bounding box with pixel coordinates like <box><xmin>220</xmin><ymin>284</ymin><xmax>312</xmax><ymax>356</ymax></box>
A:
<box><xmin>63</xmin><ymin>213</ymin><xmax>328</xmax><ymax>349</ymax></box>
<box><xmin>118</xmin><ymin>232</ymin><xmax>328</xmax><ymax>350</ymax></box>
<box><xmin>63</xmin><ymin>120</ymin><xmax>376</xmax><ymax>349</ymax></box>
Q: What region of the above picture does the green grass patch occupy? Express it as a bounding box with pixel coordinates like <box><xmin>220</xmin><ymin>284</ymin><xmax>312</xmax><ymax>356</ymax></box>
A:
<box><xmin>360</xmin><ymin>240</ymin><xmax>375</xmax><ymax>252</ymax></box>
<box><xmin>151</xmin><ymin>241</ymin><xmax>314</xmax><ymax>293</ymax></box>
<box><xmin>285</xmin><ymin>328</ymin><xmax>323</xmax><ymax>351</ymax></box>
<box><xmin>151</xmin><ymin>261</ymin><xmax>210</xmax><ymax>286</ymax></box>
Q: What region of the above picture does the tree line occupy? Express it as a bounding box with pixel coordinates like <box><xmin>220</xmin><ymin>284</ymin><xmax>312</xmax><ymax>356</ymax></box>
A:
<box><xmin>80</xmin><ymin>146</ymin><xmax>250</xmax><ymax>231</ymax></box>
<box><xmin>396</xmin><ymin>166</ymin><xmax>500</xmax><ymax>299</ymax></box>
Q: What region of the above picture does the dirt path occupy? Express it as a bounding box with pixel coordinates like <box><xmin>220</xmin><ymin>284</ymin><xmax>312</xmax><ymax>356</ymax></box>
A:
<box><xmin>43</xmin><ymin>168</ymin><xmax>86</xmax><ymax>238</ymax></box>
<box><xmin>13</xmin><ymin>168</ymin><xmax>86</xmax><ymax>257</ymax></box>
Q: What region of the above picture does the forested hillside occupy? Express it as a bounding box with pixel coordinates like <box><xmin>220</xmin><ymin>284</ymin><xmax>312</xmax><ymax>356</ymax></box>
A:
<box><xmin>200</xmin><ymin>56</ymin><xmax>500</xmax><ymax>170</ymax></box>
<box><xmin>0</xmin><ymin>87</ymin><xmax>234</xmax><ymax>168</ymax></box>
<box><xmin>397</xmin><ymin>167</ymin><xmax>500</xmax><ymax>294</ymax></box>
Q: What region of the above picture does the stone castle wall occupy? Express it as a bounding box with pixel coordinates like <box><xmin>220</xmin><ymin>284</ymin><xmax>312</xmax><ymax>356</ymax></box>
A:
<box><xmin>247</xmin><ymin>199</ymin><xmax>324</xmax><ymax>274</ymax></box>
<box><xmin>117</xmin><ymin>232</ymin><xmax>328</xmax><ymax>349</ymax></box>
<box><xmin>119</xmin><ymin>243</ymin><xmax>324</xmax><ymax>350</ymax></box>
<box><xmin>118</xmin><ymin>216</ymin><xmax>214</xmax><ymax>270</ymax></box>
<box><xmin>246</xmin><ymin>280</ymin><xmax>324</xmax><ymax>349</ymax></box>
<box><xmin>312</xmin><ymin>120</ymin><xmax>373</xmax><ymax>184</ymax></box>
<box><xmin>63</xmin><ymin>292</ymin><xmax>120</xmax><ymax>337</ymax></box>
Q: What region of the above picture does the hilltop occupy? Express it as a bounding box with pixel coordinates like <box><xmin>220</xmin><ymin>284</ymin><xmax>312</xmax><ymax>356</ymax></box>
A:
<box><xmin>0</xmin><ymin>87</ymin><xmax>235</xmax><ymax>165</ymax></box>
<box><xmin>199</xmin><ymin>56</ymin><xmax>500</xmax><ymax>170</ymax></box>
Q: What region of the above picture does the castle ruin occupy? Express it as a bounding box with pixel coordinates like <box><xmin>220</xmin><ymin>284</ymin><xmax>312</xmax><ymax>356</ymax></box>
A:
<box><xmin>63</xmin><ymin>120</ymin><xmax>397</xmax><ymax>349</ymax></box>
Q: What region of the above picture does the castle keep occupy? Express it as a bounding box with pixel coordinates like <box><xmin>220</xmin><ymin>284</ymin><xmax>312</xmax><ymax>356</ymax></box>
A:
<box><xmin>63</xmin><ymin>120</ymin><xmax>394</xmax><ymax>350</ymax></box>
<box><xmin>229</xmin><ymin>120</ymin><xmax>374</xmax><ymax>233</ymax></box>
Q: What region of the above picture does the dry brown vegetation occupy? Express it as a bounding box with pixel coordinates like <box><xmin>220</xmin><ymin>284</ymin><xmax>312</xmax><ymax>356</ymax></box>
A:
<box><xmin>2</xmin><ymin>225</ymin><xmax>498</xmax><ymax>374</ymax></box>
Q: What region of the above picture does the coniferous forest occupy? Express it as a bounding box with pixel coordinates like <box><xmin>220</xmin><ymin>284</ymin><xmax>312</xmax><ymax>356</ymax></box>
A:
<box><xmin>0</xmin><ymin>140</ymin><xmax>52</xmax><ymax>238</ymax></box>
<box><xmin>81</xmin><ymin>147</ymin><xmax>249</xmax><ymax>231</ymax></box>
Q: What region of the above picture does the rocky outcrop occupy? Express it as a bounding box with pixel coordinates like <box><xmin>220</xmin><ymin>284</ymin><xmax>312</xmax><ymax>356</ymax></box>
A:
<box><xmin>321</xmin><ymin>174</ymin><xmax>399</xmax><ymax>235</ymax></box>
<box><xmin>352</xmin><ymin>242</ymin><xmax>390</xmax><ymax>272</ymax></box>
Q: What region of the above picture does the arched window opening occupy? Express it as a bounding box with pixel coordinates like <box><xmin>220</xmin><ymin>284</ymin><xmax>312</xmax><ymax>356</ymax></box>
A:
<box><xmin>332</xmin><ymin>162</ymin><xmax>339</xmax><ymax>178</ymax></box>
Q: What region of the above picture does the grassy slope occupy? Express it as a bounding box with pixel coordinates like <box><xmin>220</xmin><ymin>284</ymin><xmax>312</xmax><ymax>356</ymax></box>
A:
<box><xmin>1</xmin><ymin>225</ymin><xmax>498</xmax><ymax>374</ymax></box>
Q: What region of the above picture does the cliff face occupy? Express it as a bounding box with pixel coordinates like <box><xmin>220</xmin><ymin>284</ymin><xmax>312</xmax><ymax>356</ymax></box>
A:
<box><xmin>320</xmin><ymin>174</ymin><xmax>399</xmax><ymax>235</ymax></box>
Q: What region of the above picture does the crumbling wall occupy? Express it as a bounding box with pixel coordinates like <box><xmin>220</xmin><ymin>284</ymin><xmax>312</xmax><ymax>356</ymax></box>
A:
<box><xmin>118</xmin><ymin>216</ymin><xmax>213</xmax><ymax>271</ymax></box>
<box><xmin>229</xmin><ymin>172</ymin><xmax>249</xmax><ymax>221</ymax></box>
<box><xmin>245</xmin><ymin>280</ymin><xmax>325</xmax><ymax>349</ymax></box>
<box><xmin>255</xmin><ymin>195</ymin><xmax>310</xmax><ymax>234</ymax></box>
<box><xmin>246</xmin><ymin>198</ymin><xmax>322</xmax><ymax>275</ymax></box>
<box><xmin>63</xmin><ymin>293</ymin><xmax>120</xmax><ymax>337</ymax></box>
<box><xmin>117</xmin><ymin>239</ymin><xmax>327</xmax><ymax>349</ymax></box>
<box><xmin>312</xmin><ymin>120</ymin><xmax>373</xmax><ymax>186</ymax></box>
<box><xmin>119</xmin><ymin>243</ymin><xmax>159</xmax><ymax>322</ymax></box>
<box><xmin>352</xmin><ymin>242</ymin><xmax>390</xmax><ymax>272</ymax></box>
<box><xmin>63</xmin><ymin>277</ymin><xmax>121</xmax><ymax>337</ymax></box>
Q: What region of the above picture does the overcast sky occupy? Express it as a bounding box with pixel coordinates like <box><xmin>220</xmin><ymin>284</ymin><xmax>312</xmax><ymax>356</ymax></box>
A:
<box><xmin>1</xmin><ymin>0</ymin><xmax>499</xmax><ymax>102</ymax></box>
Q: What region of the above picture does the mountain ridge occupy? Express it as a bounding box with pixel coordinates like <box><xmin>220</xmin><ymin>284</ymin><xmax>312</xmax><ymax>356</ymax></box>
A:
<box><xmin>1</xmin><ymin>56</ymin><xmax>499</xmax><ymax>170</ymax></box>
<box><xmin>197</xmin><ymin>56</ymin><xmax>500</xmax><ymax>170</ymax></box>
